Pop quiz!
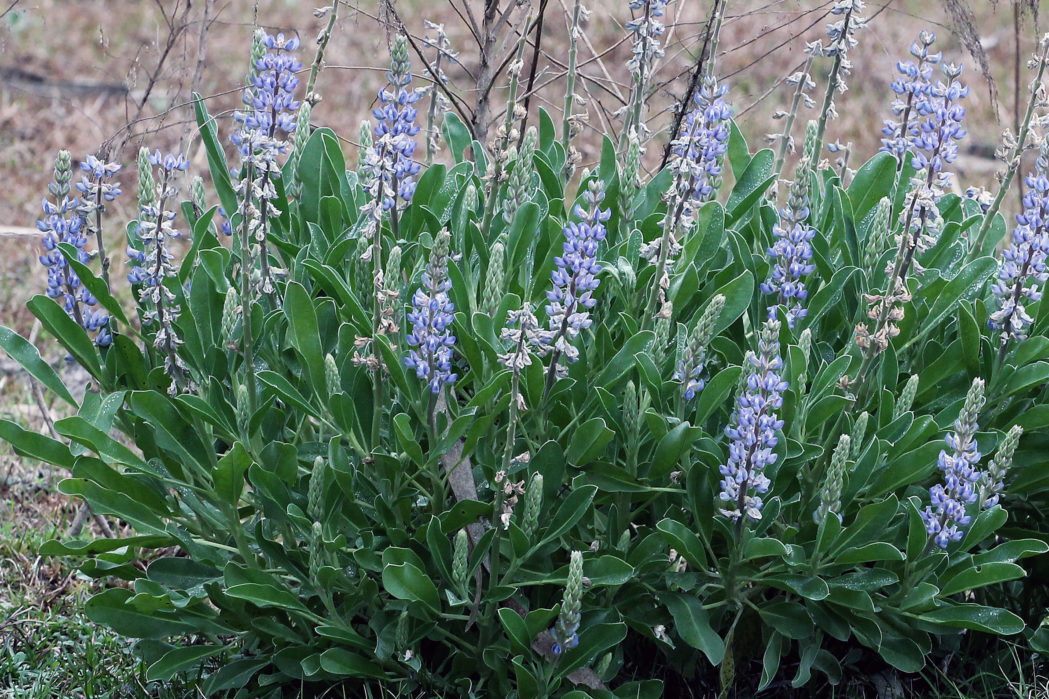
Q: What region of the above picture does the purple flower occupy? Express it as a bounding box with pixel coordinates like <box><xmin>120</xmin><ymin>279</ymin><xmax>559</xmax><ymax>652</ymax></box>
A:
<box><xmin>37</xmin><ymin>151</ymin><xmax>110</xmax><ymax>346</ymax></box>
<box><xmin>405</xmin><ymin>231</ymin><xmax>457</xmax><ymax>394</ymax></box>
<box><xmin>921</xmin><ymin>379</ymin><xmax>985</xmax><ymax>549</ymax></box>
<box><xmin>880</xmin><ymin>31</ymin><xmax>940</xmax><ymax>157</ymax></box>
<box><xmin>718</xmin><ymin>318</ymin><xmax>787</xmax><ymax>521</ymax></box>
<box><xmin>989</xmin><ymin>140</ymin><xmax>1049</xmax><ymax>345</ymax></box>
<box><xmin>372</xmin><ymin>35</ymin><xmax>421</xmax><ymax>211</ymax></box>
<box><xmin>233</xmin><ymin>31</ymin><xmax>302</xmax><ymax>160</ymax></box>
<box><xmin>910</xmin><ymin>61</ymin><xmax>968</xmax><ymax>196</ymax></box>
<box><xmin>672</xmin><ymin>76</ymin><xmax>732</xmax><ymax>209</ymax></box>
<box><xmin>761</xmin><ymin>160</ymin><xmax>815</xmax><ymax>328</ymax></box>
<box><xmin>543</xmin><ymin>180</ymin><xmax>609</xmax><ymax>368</ymax></box>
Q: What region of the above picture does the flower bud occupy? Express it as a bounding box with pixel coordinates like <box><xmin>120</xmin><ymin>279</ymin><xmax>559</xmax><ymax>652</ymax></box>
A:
<box><xmin>325</xmin><ymin>354</ymin><xmax>340</xmax><ymax>395</ymax></box>
<box><xmin>452</xmin><ymin>528</ymin><xmax>469</xmax><ymax>593</ymax></box>
<box><xmin>521</xmin><ymin>472</ymin><xmax>543</xmax><ymax>541</ymax></box>
<box><xmin>483</xmin><ymin>241</ymin><xmax>506</xmax><ymax>317</ymax></box>
<box><xmin>851</xmin><ymin>411</ymin><xmax>869</xmax><ymax>458</ymax></box>
<box><xmin>552</xmin><ymin>551</ymin><xmax>584</xmax><ymax>655</ymax></box>
<box><xmin>308</xmin><ymin>456</ymin><xmax>326</xmax><ymax>522</ymax></box>
<box><xmin>221</xmin><ymin>287</ymin><xmax>240</xmax><ymax>347</ymax></box>
<box><xmin>815</xmin><ymin>434</ymin><xmax>850</xmax><ymax>524</ymax></box>
<box><xmin>894</xmin><ymin>374</ymin><xmax>919</xmax><ymax>420</ymax></box>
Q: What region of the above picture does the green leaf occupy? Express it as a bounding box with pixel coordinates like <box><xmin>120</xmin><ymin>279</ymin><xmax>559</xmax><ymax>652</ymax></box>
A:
<box><xmin>759</xmin><ymin>601</ymin><xmax>813</xmax><ymax>639</ymax></box>
<box><xmin>565</xmin><ymin>418</ymin><xmax>614</xmax><ymax>466</ymax></box>
<box><xmin>27</xmin><ymin>295</ymin><xmax>101</xmax><ymax>379</ymax></box>
<box><xmin>214</xmin><ymin>442</ymin><xmax>252</xmax><ymax>502</ymax></box>
<box><xmin>318</xmin><ymin>648</ymin><xmax>386</xmax><ymax>679</ymax></box>
<box><xmin>692</xmin><ymin>365</ymin><xmax>742</xmax><ymax>425</ymax></box>
<box><xmin>442</xmin><ymin>113</ymin><xmax>472</xmax><ymax>163</ymax></box>
<box><xmin>847</xmin><ymin>151</ymin><xmax>897</xmax><ymax>222</ymax></box>
<box><xmin>917</xmin><ymin>604</ymin><xmax>1024</xmax><ymax>635</ymax></box>
<box><xmin>226</xmin><ymin>583</ymin><xmax>310</xmax><ymax>612</ymax></box>
<box><xmin>902</xmin><ymin>257</ymin><xmax>996</xmax><ymax>349</ymax></box>
<box><xmin>834</xmin><ymin>543</ymin><xmax>904</xmax><ymax>565</ymax></box>
<box><xmin>0</xmin><ymin>418</ymin><xmax>75</xmax><ymax>469</ymax></box>
<box><xmin>57</xmin><ymin>243</ymin><xmax>132</xmax><ymax>328</ymax></box>
<box><xmin>656</xmin><ymin>519</ymin><xmax>708</xmax><ymax>568</ymax></box>
<box><xmin>498</xmin><ymin>607</ymin><xmax>532</xmax><ymax>655</ymax></box>
<box><xmin>539</xmin><ymin>484</ymin><xmax>598</xmax><ymax>546</ymax></box>
<box><xmin>146</xmin><ymin>645</ymin><xmax>225</xmax><ymax>682</ymax></box>
<box><xmin>726</xmin><ymin>149</ymin><xmax>775</xmax><ymax>224</ymax></box>
<box><xmin>0</xmin><ymin>326</ymin><xmax>76</xmax><ymax>405</ymax></box>
<box><xmin>284</xmin><ymin>282</ymin><xmax>327</xmax><ymax>397</ymax></box>
<box><xmin>662</xmin><ymin>593</ymin><xmax>724</xmax><ymax>664</ymax></box>
<box><xmin>382</xmin><ymin>562</ymin><xmax>441</xmax><ymax>613</ymax></box>
<box><xmin>193</xmin><ymin>93</ymin><xmax>238</xmax><ymax>216</ymax></box>
<box><xmin>940</xmin><ymin>563</ymin><xmax>1026</xmax><ymax>596</ymax></box>
<box><xmin>584</xmin><ymin>555</ymin><xmax>634</xmax><ymax>587</ymax></box>
<box><xmin>60</xmin><ymin>479</ymin><xmax>167</xmax><ymax>535</ymax></box>
<box><xmin>86</xmin><ymin>589</ymin><xmax>199</xmax><ymax>638</ymax></box>
<box><xmin>393</xmin><ymin>413</ymin><xmax>424</xmax><ymax>465</ymax></box>
<box><xmin>650</xmin><ymin>422</ymin><xmax>702</xmax><ymax>479</ymax></box>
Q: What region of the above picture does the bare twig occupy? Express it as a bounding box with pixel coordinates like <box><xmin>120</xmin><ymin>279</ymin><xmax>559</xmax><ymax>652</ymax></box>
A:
<box><xmin>517</xmin><ymin>0</ymin><xmax>550</xmax><ymax>148</ymax></box>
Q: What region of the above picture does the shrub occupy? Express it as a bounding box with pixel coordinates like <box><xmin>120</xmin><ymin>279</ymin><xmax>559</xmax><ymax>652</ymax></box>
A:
<box><xmin>5</xmin><ymin>5</ymin><xmax>1049</xmax><ymax>697</ymax></box>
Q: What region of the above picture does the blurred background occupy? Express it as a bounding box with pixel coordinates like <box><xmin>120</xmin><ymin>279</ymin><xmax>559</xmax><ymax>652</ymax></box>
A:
<box><xmin>0</xmin><ymin>0</ymin><xmax>1041</xmax><ymax>336</ymax></box>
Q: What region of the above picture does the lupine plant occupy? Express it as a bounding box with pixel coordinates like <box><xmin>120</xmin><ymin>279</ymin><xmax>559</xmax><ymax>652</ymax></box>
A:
<box><xmin>7</xmin><ymin>13</ymin><xmax>1049</xmax><ymax>699</ymax></box>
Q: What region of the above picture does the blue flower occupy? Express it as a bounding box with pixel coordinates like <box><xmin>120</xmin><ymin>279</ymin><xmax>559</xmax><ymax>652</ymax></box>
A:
<box><xmin>372</xmin><ymin>35</ymin><xmax>421</xmax><ymax>211</ymax></box>
<box><xmin>921</xmin><ymin>379</ymin><xmax>985</xmax><ymax>548</ymax></box>
<box><xmin>718</xmin><ymin>318</ymin><xmax>787</xmax><ymax>521</ymax></box>
<box><xmin>405</xmin><ymin>231</ymin><xmax>457</xmax><ymax>394</ymax></box>
<box><xmin>910</xmin><ymin>61</ymin><xmax>968</xmax><ymax>196</ymax></box>
<box><xmin>761</xmin><ymin>160</ymin><xmax>815</xmax><ymax>327</ymax></box>
<box><xmin>672</xmin><ymin>76</ymin><xmax>731</xmax><ymax>209</ymax></box>
<box><xmin>880</xmin><ymin>31</ymin><xmax>940</xmax><ymax>156</ymax></box>
<box><xmin>232</xmin><ymin>31</ymin><xmax>302</xmax><ymax>160</ymax></box>
<box><xmin>989</xmin><ymin>141</ymin><xmax>1049</xmax><ymax>345</ymax></box>
<box><xmin>544</xmin><ymin>180</ymin><xmax>609</xmax><ymax>368</ymax></box>
<box><xmin>37</xmin><ymin>151</ymin><xmax>110</xmax><ymax>346</ymax></box>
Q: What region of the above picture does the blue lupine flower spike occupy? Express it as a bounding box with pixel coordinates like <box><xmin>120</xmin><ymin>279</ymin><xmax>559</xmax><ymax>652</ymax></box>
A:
<box><xmin>232</xmin><ymin>31</ymin><xmax>303</xmax><ymax>160</ymax></box>
<box><xmin>405</xmin><ymin>230</ymin><xmax>458</xmax><ymax>394</ymax></box>
<box><xmin>761</xmin><ymin>156</ymin><xmax>816</xmax><ymax>327</ymax></box>
<box><xmin>76</xmin><ymin>153</ymin><xmax>122</xmax><ymax>289</ymax></box>
<box><xmin>551</xmin><ymin>551</ymin><xmax>584</xmax><ymax>656</ymax></box>
<box><xmin>38</xmin><ymin>150</ymin><xmax>111</xmax><ymax>346</ymax></box>
<box><xmin>543</xmin><ymin>179</ymin><xmax>610</xmax><ymax>385</ymax></box>
<box><xmin>921</xmin><ymin>378</ymin><xmax>985</xmax><ymax>549</ymax></box>
<box><xmin>880</xmin><ymin>31</ymin><xmax>940</xmax><ymax>158</ymax></box>
<box><xmin>719</xmin><ymin>317</ymin><xmax>788</xmax><ymax>523</ymax></box>
<box><xmin>989</xmin><ymin>136</ymin><xmax>1049</xmax><ymax>355</ymax></box>
<box><xmin>373</xmin><ymin>34</ymin><xmax>421</xmax><ymax>224</ymax></box>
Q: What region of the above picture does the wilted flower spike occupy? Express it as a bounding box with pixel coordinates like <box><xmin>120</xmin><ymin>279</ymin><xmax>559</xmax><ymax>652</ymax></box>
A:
<box><xmin>499</xmin><ymin>303</ymin><xmax>550</xmax><ymax>372</ymax></box>
<box><xmin>719</xmin><ymin>318</ymin><xmax>788</xmax><ymax>522</ymax></box>
<box><xmin>405</xmin><ymin>231</ymin><xmax>458</xmax><ymax>394</ymax></box>
<box><xmin>128</xmin><ymin>152</ymin><xmax>191</xmax><ymax>393</ymax></box>
<box><xmin>921</xmin><ymin>378</ymin><xmax>986</xmax><ymax>548</ymax></box>
<box><xmin>989</xmin><ymin>137</ymin><xmax>1049</xmax><ymax>347</ymax></box>
<box><xmin>673</xmin><ymin>294</ymin><xmax>725</xmax><ymax>401</ymax></box>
